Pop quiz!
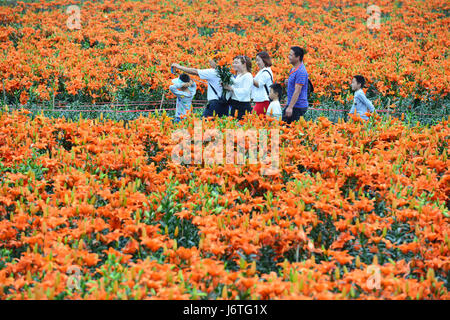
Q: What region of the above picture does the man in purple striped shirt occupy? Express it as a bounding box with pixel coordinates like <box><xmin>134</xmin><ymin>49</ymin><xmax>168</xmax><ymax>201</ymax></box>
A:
<box><xmin>282</xmin><ymin>46</ymin><xmax>308</xmax><ymax>124</ymax></box>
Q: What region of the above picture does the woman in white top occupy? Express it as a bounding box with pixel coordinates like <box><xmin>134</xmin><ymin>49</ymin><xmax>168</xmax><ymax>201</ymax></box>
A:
<box><xmin>223</xmin><ymin>55</ymin><xmax>253</xmax><ymax>120</ymax></box>
<box><xmin>252</xmin><ymin>52</ymin><xmax>273</xmax><ymax>116</ymax></box>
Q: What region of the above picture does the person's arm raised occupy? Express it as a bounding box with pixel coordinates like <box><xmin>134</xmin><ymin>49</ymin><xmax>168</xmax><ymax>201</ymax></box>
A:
<box><xmin>188</xmin><ymin>80</ymin><xmax>197</xmax><ymax>95</ymax></box>
<box><xmin>172</xmin><ymin>63</ymin><xmax>199</xmax><ymax>76</ymax></box>
<box><xmin>169</xmin><ymin>84</ymin><xmax>186</xmax><ymax>97</ymax></box>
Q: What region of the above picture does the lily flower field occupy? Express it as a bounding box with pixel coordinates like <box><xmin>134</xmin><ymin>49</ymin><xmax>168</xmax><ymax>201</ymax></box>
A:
<box><xmin>0</xmin><ymin>0</ymin><xmax>449</xmax><ymax>300</ymax></box>
<box><xmin>0</xmin><ymin>110</ymin><xmax>448</xmax><ymax>299</ymax></box>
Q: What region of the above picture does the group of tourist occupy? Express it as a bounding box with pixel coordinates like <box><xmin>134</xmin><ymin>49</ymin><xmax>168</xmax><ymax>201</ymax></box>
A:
<box><xmin>169</xmin><ymin>46</ymin><xmax>375</xmax><ymax>124</ymax></box>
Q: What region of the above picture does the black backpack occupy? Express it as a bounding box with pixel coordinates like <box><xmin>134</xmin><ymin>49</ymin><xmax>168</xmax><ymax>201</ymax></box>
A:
<box><xmin>307</xmin><ymin>78</ymin><xmax>314</xmax><ymax>99</ymax></box>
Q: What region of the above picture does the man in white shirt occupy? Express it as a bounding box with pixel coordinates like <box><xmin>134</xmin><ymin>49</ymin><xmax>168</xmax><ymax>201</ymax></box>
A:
<box><xmin>171</xmin><ymin>60</ymin><xmax>229</xmax><ymax>117</ymax></box>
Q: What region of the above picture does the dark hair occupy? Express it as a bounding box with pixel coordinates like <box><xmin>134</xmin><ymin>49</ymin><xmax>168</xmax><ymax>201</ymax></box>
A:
<box><xmin>290</xmin><ymin>46</ymin><xmax>305</xmax><ymax>61</ymax></box>
<box><xmin>233</xmin><ymin>55</ymin><xmax>252</xmax><ymax>73</ymax></box>
<box><xmin>256</xmin><ymin>51</ymin><xmax>272</xmax><ymax>67</ymax></box>
<box><xmin>179</xmin><ymin>73</ymin><xmax>190</xmax><ymax>83</ymax></box>
<box><xmin>353</xmin><ymin>75</ymin><xmax>366</xmax><ymax>88</ymax></box>
<box><xmin>270</xmin><ymin>83</ymin><xmax>283</xmax><ymax>99</ymax></box>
